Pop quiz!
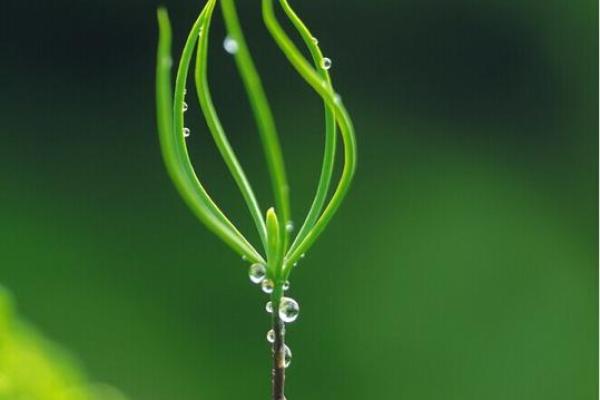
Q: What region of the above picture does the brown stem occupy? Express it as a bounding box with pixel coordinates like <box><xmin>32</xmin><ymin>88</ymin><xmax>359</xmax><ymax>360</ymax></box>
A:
<box><xmin>272</xmin><ymin>286</ymin><xmax>285</xmax><ymax>400</ymax></box>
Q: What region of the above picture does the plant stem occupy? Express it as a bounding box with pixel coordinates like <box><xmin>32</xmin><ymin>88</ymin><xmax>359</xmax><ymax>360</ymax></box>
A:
<box><xmin>271</xmin><ymin>284</ymin><xmax>285</xmax><ymax>400</ymax></box>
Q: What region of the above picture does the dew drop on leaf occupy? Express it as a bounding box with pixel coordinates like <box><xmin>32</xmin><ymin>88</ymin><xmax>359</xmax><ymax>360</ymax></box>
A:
<box><xmin>223</xmin><ymin>36</ymin><xmax>239</xmax><ymax>54</ymax></box>
<box><xmin>321</xmin><ymin>57</ymin><xmax>332</xmax><ymax>70</ymax></box>
<box><xmin>183</xmin><ymin>128</ymin><xmax>191</xmax><ymax>138</ymax></box>
<box><xmin>266</xmin><ymin>301</ymin><xmax>273</xmax><ymax>314</ymax></box>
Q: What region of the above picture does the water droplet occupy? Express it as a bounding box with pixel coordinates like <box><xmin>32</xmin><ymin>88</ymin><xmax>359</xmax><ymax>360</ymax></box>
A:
<box><xmin>283</xmin><ymin>281</ymin><xmax>290</xmax><ymax>291</ymax></box>
<box><xmin>266</xmin><ymin>329</ymin><xmax>275</xmax><ymax>343</ymax></box>
<box><xmin>261</xmin><ymin>279</ymin><xmax>274</xmax><ymax>294</ymax></box>
<box><xmin>183</xmin><ymin>102</ymin><xmax>189</xmax><ymax>112</ymax></box>
<box><xmin>248</xmin><ymin>263</ymin><xmax>267</xmax><ymax>284</ymax></box>
<box><xmin>283</xmin><ymin>345</ymin><xmax>292</xmax><ymax>368</ymax></box>
<box><xmin>293</xmin><ymin>262</ymin><xmax>298</xmax><ymax>268</ymax></box>
<box><xmin>223</xmin><ymin>36</ymin><xmax>239</xmax><ymax>54</ymax></box>
<box><xmin>300</xmin><ymin>253</ymin><xmax>306</xmax><ymax>259</ymax></box>
<box><xmin>286</xmin><ymin>221</ymin><xmax>294</xmax><ymax>233</ymax></box>
<box><xmin>183</xmin><ymin>128</ymin><xmax>191</xmax><ymax>138</ymax></box>
<box><xmin>279</xmin><ymin>297</ymin><xmax>299</xmax><ymax>323</ymax></box>
<box><xmin>321</xmin><ymin>57</ymin><xmax>332</xmax><ymax>70</ymax></box>
<box><xmin>311</xmin><ymin>37</ymin><xmax>319</xmax><ymax>45</ymax></box>
<box><xmin>334</xmin><ymin>94</ymin><xmax>342</xmax><ymax>104</ymax></box>
<box><xmin>266</xmin><ymin>301</ymin><xmax>273</xmax><ymax>313</ymax></box>
<box><xmin>184</xmin><ymin>88</ymin><xmax>188</xmax><ymax>95</ymax></box>
<box><xmin>242</xmin><ymin>255</ymin><xmax>248</xmax><ymax>261</ymax></box>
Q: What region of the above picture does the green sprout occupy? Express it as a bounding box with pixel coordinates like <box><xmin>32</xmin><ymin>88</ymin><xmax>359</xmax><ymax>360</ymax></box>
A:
<box><xmin>155</xmin><ymin>0</ymin><xmax>356</xmax><ymax>398</ymax></box>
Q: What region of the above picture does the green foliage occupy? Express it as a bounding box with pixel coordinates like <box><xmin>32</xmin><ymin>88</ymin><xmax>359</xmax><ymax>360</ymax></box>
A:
<box><xmin>155</xmin><ymin>0</ymin><xmax>357</xmax><ymax>280</ymax></box>
<box><xmin>0</xmin><ymin>287</ymin><xmax>127</xmax><ymax>400</ymax></box>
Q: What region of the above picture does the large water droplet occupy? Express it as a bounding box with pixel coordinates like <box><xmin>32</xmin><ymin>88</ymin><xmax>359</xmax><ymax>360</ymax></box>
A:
<box><xmin>266</xmin><ymin>301</ymin><xmax>273</xmax><ymax>314</ymax></box>
<box><xmin>279</xmin><ymin>297</ymin><xmax>299</xmax><ymax>323</ymax></box>
<box><xmin>223</xmin><ymin>36</ymin><xmax>239</xmax><ymax>54</ymax></box>
<box><xmin>248</xmin><ymin>263</ymin><xmax>267</xmax><ymax>284</ymax></box>
<box><xmin>321</xmin><ymin>57</ymin><xmax>332</xmax><ymax>70</ymax></box>
<box><xmin>266</xmin><ymin>329</ymin><xmax>275</xmax><ymax>343</ymax></box>
<box><xmin>261</xmin><ymin>279</ymin><xmax>274</xmax><ymax>294</ymax></box>
<box><xmin>283</xmin><ymin>345</ymin><xmax>292</xmax><ymax>368</ymax></box>
<box><xmin>183</xmin><ymin>128</ymin><xmax>191</xmax><ymax>138</ymax></box>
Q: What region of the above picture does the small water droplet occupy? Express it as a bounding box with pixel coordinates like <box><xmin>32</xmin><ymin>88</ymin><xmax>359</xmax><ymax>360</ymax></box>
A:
<box><xmin>242</xmin><ymin>255</ymin><xmax>248</xmax><ymax>261</ymax></box>
<box><xmin>279</xmin><ymin>297</ymin><xmax>299</xmax><ymax>323</ymax></box>
<box><xmin>183</xmin><ymin>102</ymin><xmax>189</xmax><ymax>112</ymax></box>
<box><xmin>266</xmin><ymin>301</ymin><xmax>273</xmax><ymax>313</ymax></box>
<box><xmin>249</xmin><ymin>263</ymin><xmax>267</xmax><ymax>284</ymax></box>
<box><xmin>184</xmin><ymin>88</ymin><xmax>187</xmax><ymax>95</ymax></box>
<box><xmin>262</xmin><ymin>279</ymin><xmax>274</xmax><ymax>294</ymax></box>
<box><xmin>311</xmin><ymin>37</ymin><xmax>319</xmax><ymax>45</ymax></box>
<box><xmin>334</xmin><ymin>93</ymin><xmax>342</xmax><ymax>104</ymax></box>
<box><xmin>283</xmin><ymin>281</ymin><xmax>290</xmax><ymax>291</ymax></box>
<box><xmin>223</xmin><ymin>36</ymin><xmax>239</xmax><ymax>54</ymax></box>
<box><xmin>283</xmin><ymin>345</ymin><xmax>292</xmax><ymax>368</ymax></box>
<box><xmin>266</xmin><ymin>329</ymin><xmax>275</xmax><ymax>343</ymax></box>
<box><xmin>321</xmin><ymin>57</ymin><xmax>332</xmax><ymax>70</ymax></box>
<box><xmin>285</xmin><ymin>221</ymin><xmax>294</xmax><ymax>233</ymax></box>
<box><xmin>183</xmin><ymin>128</ymin><xmax>191</xmax><ymax>138</ymax></box>
<box><xmin>300</xmin><ymin>253</ymin><xmax>306</xmax><ymax>259</ymax></box>
<box><xmin>293</xmin><ymin>262</ymin><xmax>298</xmax><ymax>268</ymax></box>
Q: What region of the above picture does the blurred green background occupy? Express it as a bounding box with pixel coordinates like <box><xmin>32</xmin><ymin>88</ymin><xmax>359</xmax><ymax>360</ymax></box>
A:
<box><xmin>0</xmin><ymin>0</ymin><xmax>597</xmax><ymax>399</ymax></box>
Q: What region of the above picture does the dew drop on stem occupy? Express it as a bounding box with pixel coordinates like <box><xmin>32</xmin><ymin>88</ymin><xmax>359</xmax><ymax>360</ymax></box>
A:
<box><xmin>266</xmin><ymin>329</ymin><xmax>275</xmax><ymax>343</ymax></box>
<box><xmin>279</xmin><ymin>297</ymin><xmax>299</xmax><ymax>323</ymax></box>
<box><xmin>261</xmin><ymin>279</ymin><xmax>274</xmax><ymax>294</ymax></box>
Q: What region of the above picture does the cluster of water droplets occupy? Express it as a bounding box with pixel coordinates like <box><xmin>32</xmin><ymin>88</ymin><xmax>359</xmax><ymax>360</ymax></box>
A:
<box><xmin>247</xmin><ymin>253</ymin><xmax>302</xmax><ymax>369</ymax></box>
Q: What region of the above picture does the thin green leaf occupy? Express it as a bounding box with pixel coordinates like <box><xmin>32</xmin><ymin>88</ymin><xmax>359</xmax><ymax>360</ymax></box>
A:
<box><xmin>156</xmin><ymin>6</ymin><xmax>265</xmax><ymax>264</ymax></box>
<box><xmin>195</xmin><ymin>1</ymin><xmax>268</xmax><ymax>251</ymax></box>
<box><xmin>261</xmin><ymin>0</ymin><xmax>358</xmax><ymax>273</ymax></box>
<box><xmin>220</xmin><ymin>0</ymin><xmax>292</xmax><ymax>253</ymax></box>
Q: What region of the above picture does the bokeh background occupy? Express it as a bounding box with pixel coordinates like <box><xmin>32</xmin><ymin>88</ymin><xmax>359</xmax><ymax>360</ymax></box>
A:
<box><xmin>1</xmin><ymin>0</ymin><xmax>597</xmax><ymax>399</ymax></box>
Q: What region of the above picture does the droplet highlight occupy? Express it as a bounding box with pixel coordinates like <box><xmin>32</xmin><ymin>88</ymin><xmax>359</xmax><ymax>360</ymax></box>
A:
<box><xmin>279</xmin><ymin>297</ymin><xmax>300</xmax><ymax>323</ymax></box>
<box><xmin>248</xmin><ymin>263</ymin><xmax>267</xmax><ymax>284</ymax></box>
<box><xmin>266</xmin><ymin>301</ymin><xmax>273</xmax><ymax>314</ymax></box>
<box><xmin>183</xmin><ymin>102</ymin><xmax>189</xmax><ymax>112</ymax></box>
<box><xmin>311</xmin><ymin>37</ymin><xmax>319</xmax><ymax>45</ymax></box>
<box><xmin>223</xmin><ymin>36</ymin><xmax>239</xmax><ymax>54</ymax></box>
<box><xmin>183</xmin><ymin>128</ymin><xmax>191</xmax><ymax>138</ymax></box>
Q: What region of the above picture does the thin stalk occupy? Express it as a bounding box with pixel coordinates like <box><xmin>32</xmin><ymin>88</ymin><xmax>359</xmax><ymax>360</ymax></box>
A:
<box><xmin>271</xmin><ymin>284</ymin><xmax>286</xmax><ymax>400</ymax></box>
<box><xmin>220</xmin><ymin>0</ymin><xmax>292</xmax><ymax>254</ymax></box>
